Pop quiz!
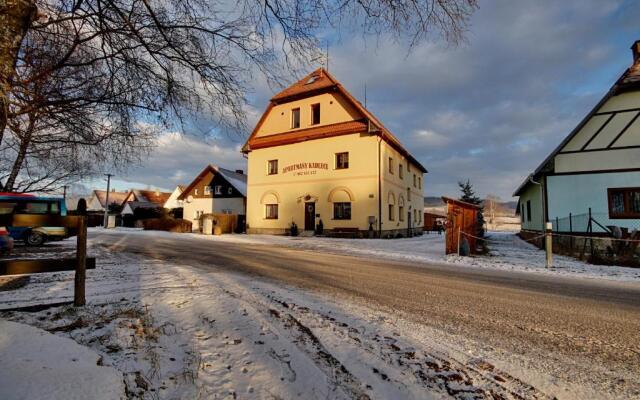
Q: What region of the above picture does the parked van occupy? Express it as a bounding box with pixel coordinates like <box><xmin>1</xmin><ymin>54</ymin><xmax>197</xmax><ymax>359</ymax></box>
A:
<box><xmin>0</xmin><ymin>192</ymin><xmax>70</xmax><ymax>246</ymax></box>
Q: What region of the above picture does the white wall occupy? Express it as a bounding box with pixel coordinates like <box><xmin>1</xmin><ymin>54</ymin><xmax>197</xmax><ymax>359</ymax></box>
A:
<box><xmin>183</xmin><ymin>198</ymin><xmax>213</xmax><ymax>230</ymax></box>
<box><xmin>164</xmin><ymin>187</ymin><xmax>183</xmax><ymax>209</ymax></box>
<box><xmin>183</xmin><ymin>197</ymin><xmax>245</xmax><ymax>231</ymax></box>
<box><xmin>213</xmin><ymin>198</ymin><xmax>245</xmax><ymax>215</ymax></box>
<box><xmin>518</xmin><ymin>183</ymin><xmax>544</xmax><ymax>231</ymax></box>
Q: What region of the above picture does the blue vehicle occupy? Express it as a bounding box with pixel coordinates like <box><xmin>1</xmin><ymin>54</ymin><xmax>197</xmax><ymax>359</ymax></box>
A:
<box><xmin>0</xmin><ymin>192</ymin><xmax>70</xmax><ymax>246</ymax></box>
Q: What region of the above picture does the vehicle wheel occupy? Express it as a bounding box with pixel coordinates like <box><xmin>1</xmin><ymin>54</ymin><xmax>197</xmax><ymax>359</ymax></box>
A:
<box><xmin>26</xmin><ymin>231</ymin><xmax>45</xmax><ymax>246</ymax></box>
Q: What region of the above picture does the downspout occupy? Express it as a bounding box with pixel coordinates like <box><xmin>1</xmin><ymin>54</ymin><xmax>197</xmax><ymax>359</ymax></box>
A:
<box><xmin>377</xmin><ymin>133</ymin><xmax>382</xmax><ymax>237</ymax></box>
<box><xmin>528</xmin><ymin>174</ymin><xmax>546</xmax><ymax>232</ymax></box>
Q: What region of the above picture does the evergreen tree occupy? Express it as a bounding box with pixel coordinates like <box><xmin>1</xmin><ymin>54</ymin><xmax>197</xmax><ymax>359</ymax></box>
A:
<box><xmin>458</xmin><ymin>180</ymin><xmax>482</xmax><ymax>205</ymax></box>
<box><xmin>458</xmin><ymin>179</ymin><xmax>486</xmax><ymax>242</ymax></box>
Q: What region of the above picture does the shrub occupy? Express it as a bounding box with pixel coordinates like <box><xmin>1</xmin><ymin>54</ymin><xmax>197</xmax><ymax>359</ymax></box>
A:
<box><xmin>142</xmin><ymin>218</ymin><xmax>192</xmax><ymax>233</ymax></box>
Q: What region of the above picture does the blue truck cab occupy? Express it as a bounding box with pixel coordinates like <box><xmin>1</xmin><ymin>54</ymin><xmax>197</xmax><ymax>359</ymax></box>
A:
<box><xmin>0</xmin><ymin>192</ymin><xmax>70</xmax><ymax>246</ymax></box>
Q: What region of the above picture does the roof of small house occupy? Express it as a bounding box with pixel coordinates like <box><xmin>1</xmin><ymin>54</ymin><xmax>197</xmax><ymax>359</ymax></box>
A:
<box><xmin>122</xmin><ymin>201</ymin><xmax>163</xmax><ymax>214</ymax></box>
<box><xmin>92</xmin><ymin>190</ymin><xmax>130</xmax><ymax>208</ymax></box>
<box><xmin>129</xmin><ymin>189</ymin><xmax>172</xmax><ymax>206</ymax></box>
<box><xmin>178</xmin><ymin>165</ymin><xmax>247</xmax><ymax>200</ymax></box>
<box><xmin>442</xmin><ymin>196</ymin><xmax>482</xmax><ymax>210</ymax></box>
<box><xmin>243</xmin><ymin>68</ymin><xmax>427</xmax><ymax>173</ymax></box>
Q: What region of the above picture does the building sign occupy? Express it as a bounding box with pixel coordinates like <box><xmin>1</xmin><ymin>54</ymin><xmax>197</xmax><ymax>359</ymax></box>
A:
<box><xmin>282</xmin><ymin>162</ymin><xmax>329</xmax><ymax>176</ymax></box>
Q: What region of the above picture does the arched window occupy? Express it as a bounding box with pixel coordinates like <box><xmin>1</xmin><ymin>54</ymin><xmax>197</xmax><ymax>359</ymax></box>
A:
<box><xmin>398</xmin><ymin>195</ymin><xmax>405</xmax><ymax>222</ymax></box>
<box><xmin>261</xmin><ymin>191</ymin><xmax>280</xmax><ymax>219</ymax></box>
<box><xmin>388</xmin><ymin>192</ymin><xmax>396</xmax><ymax>221</ymax></box>
<box><xmin>328</xmin><ymin>187</ymin><xmax>354</xmax><ymax>220</ymax></box>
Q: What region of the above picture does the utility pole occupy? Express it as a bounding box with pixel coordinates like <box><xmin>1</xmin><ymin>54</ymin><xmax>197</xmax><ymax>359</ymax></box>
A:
<box><xmin>103</xmin><ymin>173</ymin><xmax>113</xmax><ymax>228</ymax></box>
<box><xmin>62</xmin><ymin>185</ymin><xmax>68</xmax><ymax>201</ymax></box>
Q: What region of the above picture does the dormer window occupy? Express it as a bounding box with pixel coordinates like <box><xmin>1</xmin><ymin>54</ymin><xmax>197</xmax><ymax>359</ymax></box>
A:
<box><xmin>311</xmin><ymin>103</ymin><xmax>320</xmax><ymax>125</ymax></box>
<box><xmin>291</xmin><ymin>108</ymin><xmax>300</xmax><ymax>129</ymax></box>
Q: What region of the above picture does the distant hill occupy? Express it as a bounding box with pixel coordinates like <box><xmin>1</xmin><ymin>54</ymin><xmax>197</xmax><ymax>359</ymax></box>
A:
<box><xmin>423</xmin><ymin>196</ymin><xmax>517</xmax><ymax>216</ymax></box>
<box><xmin>424</xmin><ymin>196</ymin><xmax>445</xmax><ymax>207</ymax></box>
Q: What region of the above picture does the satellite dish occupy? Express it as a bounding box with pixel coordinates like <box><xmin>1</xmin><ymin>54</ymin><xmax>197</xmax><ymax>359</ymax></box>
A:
<box><xmin>187</xmin><ymin>195</ymin><xmax>193</xmax><ymax>203</ymax></box>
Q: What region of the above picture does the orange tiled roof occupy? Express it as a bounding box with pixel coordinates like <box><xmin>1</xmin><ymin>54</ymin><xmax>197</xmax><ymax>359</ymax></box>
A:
<box><xmin>248</xmin><ymin>120</ymin><xmax>369</xmax><ymax>150</ymax></box>
<box><xmin>270</xmin><ymin>68</ymin><xmax>338</xmax><ymax>102</ymax></box>
<box><xmin>244</xmin><ymin>68</ymin><xmax>427</xmax><ymax>173</ymax></box>
<box><xmin>135</xmin><ymin>190</ymin><xmax>172</xmax><ymax>206</ymax></box>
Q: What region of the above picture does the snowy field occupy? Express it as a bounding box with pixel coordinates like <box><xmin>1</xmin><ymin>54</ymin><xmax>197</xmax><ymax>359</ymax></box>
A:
<box><xmin>0</xmin><ymin>240</ymin><xmax>598</xmax><ymax>400</ymax></box>
<box><xmin>93</xmin><ymin>228</ymin><xmax>640</xmax><ymax>282</ymax></box>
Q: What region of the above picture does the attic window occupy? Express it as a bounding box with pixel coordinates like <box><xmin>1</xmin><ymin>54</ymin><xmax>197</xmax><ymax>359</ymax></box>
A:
<box><xmin>311</xmin><ymin>103</ymin><xmax>320</xmax><ymax>125</ymax></box>
<box><xmin>291</xmin><ymin>108</ymin><xmax>300</xmax><ymax>129</ymax></box>
<box><xmin>306</xmin><ymin>75</ymin><xmax>318</xmax><ymax>85</ymax></box>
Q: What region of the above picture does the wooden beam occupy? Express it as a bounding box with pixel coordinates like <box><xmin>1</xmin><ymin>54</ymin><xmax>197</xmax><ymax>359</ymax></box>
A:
<box><xmin>0</xmin><ymin>258</ymin><xmax>96</xmax><ymax>275</ymax></box>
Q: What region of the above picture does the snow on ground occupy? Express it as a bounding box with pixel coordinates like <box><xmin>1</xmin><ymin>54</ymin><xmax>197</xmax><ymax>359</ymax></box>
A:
<box><xmin>1</xmin><ymin>229</ymin><xmax>637</xmax><ymax>399</ymax></box>
<box><xmin>0</xmin><ymin>319</ymin><xmax>124</xmax><ymax>400</ymax></box>
<box><xmin>93</xmin><ymin>228</ymin><xmax>640</xmax><ymax>282</ymax></box>
<box><xmin>1</xmin><ymin>241</ymin><xmax>583</xmax><ymax>400</ymax></box>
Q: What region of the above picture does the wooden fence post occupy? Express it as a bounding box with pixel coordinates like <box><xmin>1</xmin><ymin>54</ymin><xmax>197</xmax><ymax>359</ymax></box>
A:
<box><xmin>545</xmin><ymin>222</ymin><xmax>553</xmax><ymax>268</ymax></box>
<box><xmin>74</xmin><ymin>199</ymin><xmax>87</xmax><ymax>307</ymax></box>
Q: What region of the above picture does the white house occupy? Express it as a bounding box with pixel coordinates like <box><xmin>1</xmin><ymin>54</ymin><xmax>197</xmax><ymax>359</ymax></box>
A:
<box><xmin>515</xmin><ymin>40</ymin><xmax>640</xmax><ymax>234</ymax></box>
<box><xmin>87</xmin><ymin>189</ymin><xmax>130</xmax><ymax>212</ymax></box>
<box><xmin>178</xmin><ymin>165</ymin><xmax>247</xmax><ymax>231</ymax></box>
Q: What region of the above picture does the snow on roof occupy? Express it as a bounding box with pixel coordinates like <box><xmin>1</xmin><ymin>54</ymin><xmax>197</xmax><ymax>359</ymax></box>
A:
<box><xmin>217</xmin><ymin>167</ymin><xmax>247</xmax><ymax>197</ymax></box>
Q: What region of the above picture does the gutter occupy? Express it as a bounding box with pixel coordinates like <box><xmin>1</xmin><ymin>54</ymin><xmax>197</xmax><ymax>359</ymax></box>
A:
<box><xmin>527</xmin><ymin>174</ymin><xmax>547</xmax><ymax>231</ymax></box>
<box><xmin>377</xmin><ymin>133</ymin><xmax>382</xmax><ymax>237</ymax></box>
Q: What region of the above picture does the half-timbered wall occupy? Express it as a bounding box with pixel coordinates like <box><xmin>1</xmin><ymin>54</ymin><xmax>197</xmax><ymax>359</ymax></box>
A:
<box><xmin>555</xmin><ymin>91</ymin><xmax>640</xmax><ymax>173</ymax></box>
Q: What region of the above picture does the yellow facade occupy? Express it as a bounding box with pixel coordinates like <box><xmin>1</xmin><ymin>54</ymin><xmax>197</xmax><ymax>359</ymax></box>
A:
<box><xmin>256</xmin><ymin>92</ymin><xmax>361</xmax><ymax>137</ymax></box>
<box><xmin>244</xmin><ymin>69</ymin><xmax>426</xmax><ymax>236</ymax></box>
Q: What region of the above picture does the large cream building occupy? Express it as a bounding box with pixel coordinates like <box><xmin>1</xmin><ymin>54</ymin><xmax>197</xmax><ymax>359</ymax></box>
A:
<box><xmin>243</xmin><ymin>68</ymin><xmax>427</xmax><ymax>237</ymax></box>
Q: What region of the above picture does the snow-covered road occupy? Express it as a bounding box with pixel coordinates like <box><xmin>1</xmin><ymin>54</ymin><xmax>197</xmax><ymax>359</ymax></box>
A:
<box><xmin>1</xmin><ymin>230</ymin><xmax>639</xmax><ymax>399</ymax></box>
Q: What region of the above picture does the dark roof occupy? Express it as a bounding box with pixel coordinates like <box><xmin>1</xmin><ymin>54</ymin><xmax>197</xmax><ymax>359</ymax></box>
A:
<box><xmin>178</xmin><ymin>165</ymin><xmax>247</xmax><ymax>200</ymax></box>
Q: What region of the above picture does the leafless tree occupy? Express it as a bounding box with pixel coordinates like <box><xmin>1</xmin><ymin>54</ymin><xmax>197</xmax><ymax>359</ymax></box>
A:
<box><xmin>1</xmin><ymin>0</ymin><xmax>478</xmax><ymax>192</ymax></box>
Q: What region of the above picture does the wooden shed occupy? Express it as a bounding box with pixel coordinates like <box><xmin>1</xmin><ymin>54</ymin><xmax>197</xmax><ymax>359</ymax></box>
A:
<box><xmin>442</xmin><ymin>197</ymin><xmax>482</xmax><ymax>255</ymax></box>
<box><xmin>423</xmin><ymin>211</ymin><xmax>446</xmax><ymax>232</ymax></box>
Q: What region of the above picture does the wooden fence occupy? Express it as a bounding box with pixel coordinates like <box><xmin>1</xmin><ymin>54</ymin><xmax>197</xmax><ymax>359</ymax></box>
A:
<box><xmin>0</xmin><ymin>200</ymin><xmax>89</xmax><ymax>306</ymax></box>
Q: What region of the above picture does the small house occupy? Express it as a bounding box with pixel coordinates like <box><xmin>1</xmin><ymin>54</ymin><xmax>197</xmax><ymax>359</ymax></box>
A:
<box><xmin>514</xmin><ymin>41</ymin><xmax>640</xmax><ymax>235</ymax></box>
<box><xmin>87</xmin><ymin>189</ymin><xmax>130</xmax><ymax>212</ymax></box>
<box><xmin>178</xmin><ymin>165</ymin><xmax>247</xmax><ymax>231</ymax></box>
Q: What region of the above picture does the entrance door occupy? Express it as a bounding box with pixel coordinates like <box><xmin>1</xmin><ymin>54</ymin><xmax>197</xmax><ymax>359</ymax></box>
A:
<box><xmin>304</xmin><ymin>202</ymin><xmax>315</xmax><ymax>231</ymax></box>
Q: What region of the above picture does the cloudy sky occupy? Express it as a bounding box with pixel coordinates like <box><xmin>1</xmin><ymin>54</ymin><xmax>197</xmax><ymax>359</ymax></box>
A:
<box><xmin>94</xmin><ymin>0</ymin><xmax>640</xmax><ymax>200</ymax></box>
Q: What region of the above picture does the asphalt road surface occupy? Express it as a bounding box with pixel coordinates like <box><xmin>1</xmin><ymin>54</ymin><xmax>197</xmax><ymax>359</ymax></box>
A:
<box><xmin>92</xmin><ymin>231</ymin><xmax>640</xmax><ymax>397</ymax></box>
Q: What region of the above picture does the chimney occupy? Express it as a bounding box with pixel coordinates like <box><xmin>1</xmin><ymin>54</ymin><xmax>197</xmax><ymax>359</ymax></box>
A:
<box><xmin>235</xmin><ymin>169</ymin><xmax>244</xmax><ymax>174</ymax></box>
<box><xmin>632</xmin><ymin>40</ymin><xmax>640</xmax><ymax>64</ymax></box>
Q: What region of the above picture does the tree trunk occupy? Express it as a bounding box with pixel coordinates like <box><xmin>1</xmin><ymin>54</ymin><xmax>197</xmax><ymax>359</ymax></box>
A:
<box><xmin>4</xmin><ymin>115</ymin><xmax>35</xmax><ymax>191</ymax></box>
<box><xmin>0</xmin><ymin>0</ymin><xmax>37</xmax><ymax>146</ymax></box>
